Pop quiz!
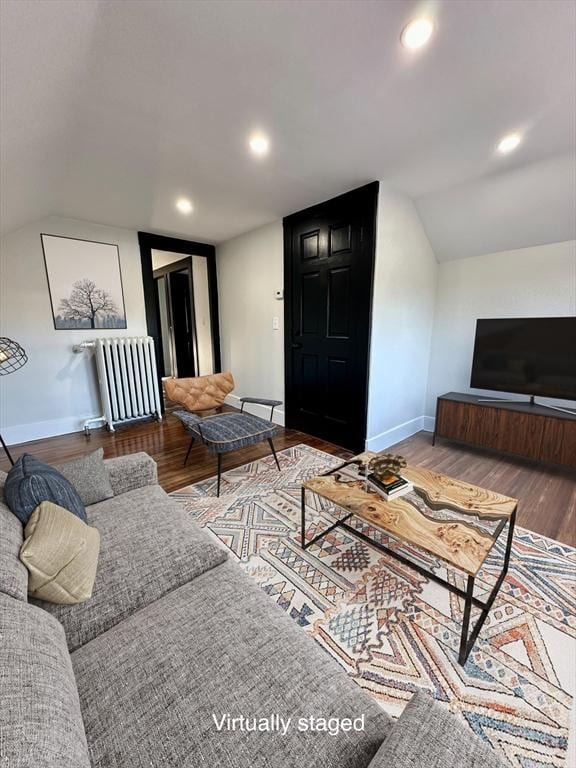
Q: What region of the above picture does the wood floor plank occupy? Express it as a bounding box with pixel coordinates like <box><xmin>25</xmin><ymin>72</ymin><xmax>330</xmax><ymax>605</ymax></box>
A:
<box><xmin>1</xmin><ymin>412</ymin><xmax>574</xmax><ymax>546</ymax></box>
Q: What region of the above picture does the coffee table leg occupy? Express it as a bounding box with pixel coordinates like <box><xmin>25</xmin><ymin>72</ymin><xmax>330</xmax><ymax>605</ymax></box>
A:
<box><xmin>458</xmin><ymin>506</ymin><xmax>517</xmax><ymax>665</ymax></box>
<box><xmin>301</xmin><ymin>486</ymin><xmax>306</xmax><ymax>548</ymax></box>
<box><xmin>458</xmin><ymin>576</ymin><xmax>475</xmax><ymax>665</ymax></box>
<box><xmin>503</xmin><ymin>506</ymin><xmax>516</xmax><ymax>574</ymax></box>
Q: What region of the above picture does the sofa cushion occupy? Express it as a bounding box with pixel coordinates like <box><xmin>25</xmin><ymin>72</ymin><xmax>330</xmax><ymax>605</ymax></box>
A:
<box><xmin>57</xmin><ymin>448</ymin><xmax>114</xmax><ymax>506</ymax></box>
<box><xmin>71</xmin><ymin>560</ymin><xmax>392</xmax><ymax>768</ymax></box>
<box><xmin>33</xmin><ymin>484</ymin><xmax>228</xmax><ymax>650</ymax></box>
<box><xmin>368</xmin><ymin>691</ymin><xmax>506</xmax><ymax>768</ymax></box>
<box><xmin>4</xmin><ymin>453</ymin><xmax>86</xmax><ymax>524</ymax></box>
<box><xmin>21</xmin><ymin>501</ymin><xmax>100</xmax><ymax>604</ymax></box>
<box><xmin>0</xmin><ymin>471</ymin><xmax>28</xmax><ymax>601</ymax></box>
<box><xmin>103</xmin><ymin>452</ymin><xmax>158</xmax><ymax>497</ymax></box>
<box><xmin>0</xmin><ymin>592</ymin><xmax>90</xmax><ymax>768</ymax></box>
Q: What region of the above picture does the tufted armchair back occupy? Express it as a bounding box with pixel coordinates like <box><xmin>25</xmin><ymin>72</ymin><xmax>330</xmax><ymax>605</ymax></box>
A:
<box><xmin>164</xmin><ymin>372</ymin><xmax>235</xmax><ymax>413</ymax></box>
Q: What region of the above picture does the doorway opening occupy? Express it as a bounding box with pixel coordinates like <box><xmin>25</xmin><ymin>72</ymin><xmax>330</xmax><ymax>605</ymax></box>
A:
<box><xmin>139</xmin><ymin>233</ymin><xmax>221</xmax><ymax>412</ymax></box>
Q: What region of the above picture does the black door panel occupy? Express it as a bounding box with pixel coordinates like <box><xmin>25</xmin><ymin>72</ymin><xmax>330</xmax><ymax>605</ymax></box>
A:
<box><xmin>284</xmin><ymin>182</ymin><xmax>378</xmax><ymax>451</ymax></box>
<box><xmin>169</xmin><ymin>271</ymin><xmax>195</xmax><ymax>378</ymax></box>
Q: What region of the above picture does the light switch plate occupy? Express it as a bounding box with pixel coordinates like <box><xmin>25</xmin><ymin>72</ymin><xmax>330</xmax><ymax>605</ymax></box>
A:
<box><xmin>272</xmin><ymin>316</ymin><xmax>280</xmax><ymax>330</ymax></box>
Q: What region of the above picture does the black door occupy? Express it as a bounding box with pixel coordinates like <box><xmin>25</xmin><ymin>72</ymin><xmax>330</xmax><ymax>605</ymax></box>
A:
<box><xmin>169</xmin><ymin>270</ymin><xmax>195</xmax><ymax>377</ymax></box>
<box><xmin>284</xmin><ymin>182</ymin><xmax>378</xmax><ymax>452</ymax></box>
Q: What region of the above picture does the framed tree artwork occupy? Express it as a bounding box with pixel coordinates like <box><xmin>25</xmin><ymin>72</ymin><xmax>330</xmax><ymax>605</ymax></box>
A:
<box><xmin>41</xmin><ymin>234</ymin><xmax>127</xmax><ymax>330</ymax></box>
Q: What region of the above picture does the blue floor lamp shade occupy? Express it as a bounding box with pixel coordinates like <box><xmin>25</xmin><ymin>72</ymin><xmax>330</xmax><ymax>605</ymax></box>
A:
<box><xmin>0</xmin><ymin>338</ymin><xmax>28</xmax><ymax>466</ymax></box>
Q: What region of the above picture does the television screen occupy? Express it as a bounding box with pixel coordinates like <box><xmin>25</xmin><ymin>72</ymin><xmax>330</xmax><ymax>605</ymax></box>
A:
<box><xmin>470</xmin><ymin>317</ymin><xmax>576</xmax><ymax>401</ymax></box>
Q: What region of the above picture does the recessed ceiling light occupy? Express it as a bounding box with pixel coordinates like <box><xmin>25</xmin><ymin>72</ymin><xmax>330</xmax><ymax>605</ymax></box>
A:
<box><xmin>249</xmin><ymin>133</ymin><xmax>270</xmax><ymax>157</ymax></box>
<box><xmin>175</xmin><ymin>197</ymin><xmax>193</xmax><ymax>214</ymax></box>
<box><xmin>497</xmin><ymin>132</ymin><xmax>522</xmax><ymax>154</ymax></box>
<box><xmin>401</xmin><ymin>18</ymin><xmax>434</xmax><ymax>49</ymax></box>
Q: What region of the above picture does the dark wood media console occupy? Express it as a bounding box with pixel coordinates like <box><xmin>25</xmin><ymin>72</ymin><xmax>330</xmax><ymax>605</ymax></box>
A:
<box><xmin>434</xmin><ymin>392</ymin><xmax>576</xmax><ymax>470</ymax></box>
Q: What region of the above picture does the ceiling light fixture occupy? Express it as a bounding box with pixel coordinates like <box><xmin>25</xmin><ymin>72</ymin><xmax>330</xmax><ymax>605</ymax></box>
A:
<box><xmin>175</xmin><ymin>197</ymin><xmax>193</xmax><ymax>214</ymax></box>
<box><xmin>497</xmin><ymin>132</ymin><xmax>522</xmax><ymax>154</ymax></box>
<box><xmin>401</xmin><ymin>18</ymin><xmax>434</xmax><ymax>49</ymax></box>
<box><xmin>249</xmin><ymin>133</ymin><xmax>270</xmax><ymax>157</ymax></box>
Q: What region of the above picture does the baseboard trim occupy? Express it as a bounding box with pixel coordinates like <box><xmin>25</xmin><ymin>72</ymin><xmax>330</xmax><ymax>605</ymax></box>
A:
<box><xmin>0</xmin><ymin>416</ymin><xmax>98</xmax><ymax>446</ymax></box>
<box><xmin>423</xmin><ymin>415</ymin><xmax>436</xmax><ymax>433</ymax></box>
<box><xmin>366</xmin><ymin>414</ymin><xmax>434</xmax><ymax>452</ymax></box>
<box><xmin>225</xmin><ymin>394</ymin><xmax>285</xmax><ymax>427</ymax></box>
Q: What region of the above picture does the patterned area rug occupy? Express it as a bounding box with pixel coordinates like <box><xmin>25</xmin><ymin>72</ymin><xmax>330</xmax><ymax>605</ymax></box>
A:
<box><xmin>171</xmin><ymin>444</ymin><xmax>576</xmax><ymax>768</ymax></box>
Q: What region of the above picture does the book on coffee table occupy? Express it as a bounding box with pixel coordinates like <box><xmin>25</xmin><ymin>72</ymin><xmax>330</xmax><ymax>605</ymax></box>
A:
<box><xmin>367</xmin><ymin>472</ymin><xmax>413</xmax><ymax>500</ymax></box>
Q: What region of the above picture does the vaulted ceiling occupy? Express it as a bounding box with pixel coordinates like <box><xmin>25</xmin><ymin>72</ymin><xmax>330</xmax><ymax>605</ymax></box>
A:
<box><xmin>1</xmin><ymin>0</ymin><xmax>575</xmax><ymax>260</ymax></box>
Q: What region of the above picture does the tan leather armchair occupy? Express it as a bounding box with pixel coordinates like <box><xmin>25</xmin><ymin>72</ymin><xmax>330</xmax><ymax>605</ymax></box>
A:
<box><xmin>164</xmin><ymin>372</ymin><xmax>235</xmax><ymax>412</ymax></box>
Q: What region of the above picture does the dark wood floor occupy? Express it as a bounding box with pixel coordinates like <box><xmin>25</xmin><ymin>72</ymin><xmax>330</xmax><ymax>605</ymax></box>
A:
<box><xmin>2</xmin><ymin>410</ymin><xmax>574</xmax><ymax>547</ymax></box>
<box><xmin>0</xmin><ymin>407</ymin><xmax>351</xmax><ymax>494</ymax></box>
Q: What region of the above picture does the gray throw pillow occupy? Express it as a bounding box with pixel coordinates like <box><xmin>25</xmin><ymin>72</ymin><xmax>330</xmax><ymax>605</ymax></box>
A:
<box><xmin>57</xmin><ymin>448</ymin><xmax>114</xmax><ymax>507</ymax></box>
<box><xmin>4</xmin><ymin>454</ymin><xmax>86</xmax><ymax>525</ymax></box>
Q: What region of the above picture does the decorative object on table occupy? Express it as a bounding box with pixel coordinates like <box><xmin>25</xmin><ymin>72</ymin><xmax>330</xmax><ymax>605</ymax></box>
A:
<box><xmin>368</xmin><ymin>453</ymin><xmax>407</xmax><ymax>479</ymax></box>
<box><xmin>367</xmin><ymin>453</ymin><xmax>412</xmax><ymax>500</ymax></box>
<box><xmin>41</xmin><ymin>234</ymin><xmax>127</xmax><ymax>330</ymax></box>
<box><xmin>0</xmin><ymin>337</ymin><xmax>28</xmax><ymax>466</ymax></box>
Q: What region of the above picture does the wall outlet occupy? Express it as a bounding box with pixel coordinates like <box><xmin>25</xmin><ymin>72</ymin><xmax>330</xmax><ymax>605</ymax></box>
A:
<box><xmin>272</xmin><ymin>316</ymin><xmax>280</xmax><ymax>330</ymax></box>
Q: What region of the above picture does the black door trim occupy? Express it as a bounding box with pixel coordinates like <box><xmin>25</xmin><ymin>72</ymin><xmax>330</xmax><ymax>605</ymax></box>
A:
<box><xmin>138</xmin><ymin>232</ymin><xmax>221</xmax><ymax>411</ymax></box>
<box><xmin>283</xmin><ymin>181</ymin><xmax>379</xmax><ymax>451</ymax></box>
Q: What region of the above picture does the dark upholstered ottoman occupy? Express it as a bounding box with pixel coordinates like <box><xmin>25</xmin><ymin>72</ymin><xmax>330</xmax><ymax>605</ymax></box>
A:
<box><xmin>174</xmin><ymin>409</ymin><xmax>282</xmax><ymax>495</ymax></box>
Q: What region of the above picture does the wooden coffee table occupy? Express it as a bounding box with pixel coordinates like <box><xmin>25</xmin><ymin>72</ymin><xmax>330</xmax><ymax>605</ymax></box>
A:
<box><xmin>301</xmin><ymin>453</ymin><xmax>518</xmax><ymax>665</ymax></box>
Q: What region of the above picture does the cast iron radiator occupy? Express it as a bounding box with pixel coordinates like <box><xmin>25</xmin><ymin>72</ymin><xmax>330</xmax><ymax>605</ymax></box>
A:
<box><xmin>92</xmin><ymin>336</ymin><xmax>162</xmax><ymax>432</ymax></box>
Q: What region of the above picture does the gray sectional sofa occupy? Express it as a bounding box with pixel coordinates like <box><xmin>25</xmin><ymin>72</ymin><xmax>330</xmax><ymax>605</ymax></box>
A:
<box><xmin>0</xmin><ymin>452</ymin><xmax>505</xmax><ymax>768</ymax></box>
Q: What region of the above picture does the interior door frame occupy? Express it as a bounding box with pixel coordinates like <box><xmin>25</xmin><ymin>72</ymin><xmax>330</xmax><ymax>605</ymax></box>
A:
<box><xmin>283</xmin><ymin>181</ymin><xmax>379</xmax><ymax>450</ymax></box>
<box><xmin>153</xmin><ymin>257</ymin><xmax>198</xmax><ymax>378</ymax></box>
<box><xmin>139</xmin><ymin>232</ymin><xmax>221</xmax><ymax>412</ymax></box>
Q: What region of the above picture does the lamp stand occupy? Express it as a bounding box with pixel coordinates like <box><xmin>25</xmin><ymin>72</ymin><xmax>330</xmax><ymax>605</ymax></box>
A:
<box><xmin>0</xmin><ymin>433</ymin><xmax>14</xmax><ymax>466</ymax></box>
<box><xmin>0</xmin><ymin>338</ymin><xmax>28</xmax><ymax>466</ymax></box>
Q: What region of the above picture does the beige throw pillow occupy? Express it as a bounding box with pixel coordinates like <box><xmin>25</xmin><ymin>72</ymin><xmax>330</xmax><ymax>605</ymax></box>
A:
<box><xmin>20</xmin><ymin>501</ymin><xmax>100</xmax><ymax>604</ymax></box>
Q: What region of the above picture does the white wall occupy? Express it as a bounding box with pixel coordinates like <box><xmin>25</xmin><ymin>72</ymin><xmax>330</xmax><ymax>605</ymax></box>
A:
<box><xmin>216</xmin><ymin>220</ymin><xmax>285</xmax><ymax>423</ymax></box>
<box><xmin>0</xmin><ymin>216</ymin><xmax>147</xmax><ymax>443</ymax></box>
<box><xmin>366</xmin><ymin>188</ymin><xmax>438</xmax><ymax>450</ymax></box>
<box><xmin>151</xmin><ymin>249</ymin><xmax>185</xmax><ymax>270</ymax></box>
<box><xmin>425</xmin><ymin>240</ymin><xmax>576</xmax><ymax>420</ymax></box>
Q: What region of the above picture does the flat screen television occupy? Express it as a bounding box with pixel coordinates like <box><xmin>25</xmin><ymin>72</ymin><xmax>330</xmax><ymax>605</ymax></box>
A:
<box><xmin>470</xmin><ymin>317</ymin><xmax>576</xmax><ymax>401</ymax></box>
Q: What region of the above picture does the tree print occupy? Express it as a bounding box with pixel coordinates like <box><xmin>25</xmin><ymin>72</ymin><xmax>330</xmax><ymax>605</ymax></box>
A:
<box><xmin>59</xmin><ymin>279</ymin><xmax>119</xmax><ymax>329</ymax></box>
